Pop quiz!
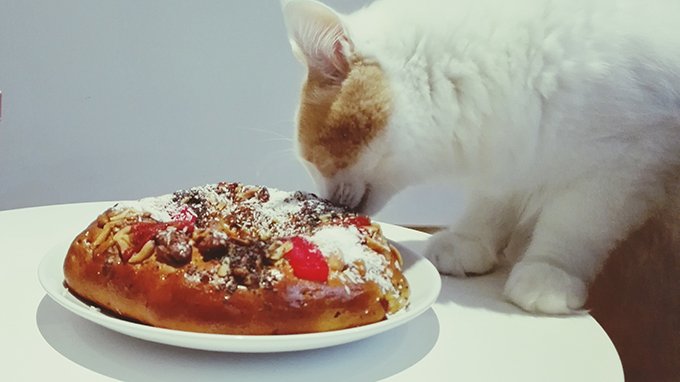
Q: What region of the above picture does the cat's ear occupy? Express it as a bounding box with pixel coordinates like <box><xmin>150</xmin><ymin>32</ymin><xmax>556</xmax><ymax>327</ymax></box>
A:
<box><xmin>282</xmin><ymin>0</ymin><xmax>352</xmax><ymax>83</ymax></box>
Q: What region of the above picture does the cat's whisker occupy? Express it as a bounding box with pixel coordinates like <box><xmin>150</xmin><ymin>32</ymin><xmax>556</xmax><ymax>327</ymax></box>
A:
<box><xmin>231</xmin><ymin>125</ymin><xmax>294</xmax><ymax>141</ymax></box>
<box><xmin>263</xmin><ymin>137</ymin><xmax>295</xmax><ymax>144</ymax></box>
<box><xmin>253</xmin><ymin>148</ymin><xmax>299</xmax><ymax>180</ymax></box>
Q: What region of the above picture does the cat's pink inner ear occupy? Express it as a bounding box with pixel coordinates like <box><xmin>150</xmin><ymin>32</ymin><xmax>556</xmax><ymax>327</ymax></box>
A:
<box><xmin>283</xmin><ymin>0</ymin><xmax>352</xmax><ymax>82</ymax></box>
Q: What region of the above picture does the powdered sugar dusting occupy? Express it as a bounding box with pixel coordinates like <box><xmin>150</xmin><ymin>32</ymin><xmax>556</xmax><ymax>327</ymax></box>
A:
<box><xmin>262</xmin><ymin>189</ymin><xmax>302</xmax><ymax>219</ymax></box>
<box><xmin>309</xmin><ymin>226</ymin><xmax>365</xmax><ymax>262</ymax></box>
<box><xmin>239</xmin><ymin>188</ymin><xmax>302</xmax><ymax>237</ymax></box>
<box><xmin>307</xmin><ymin>226</ymin><xmax>394</xmax><ymax>293</ymax></box>
<box><xmin>111</xmin><ymin>184</ymin><xmax>332</xmax><ymax>241</ymax></box>
<box><xmin>108</xmin><ymin>182</ymin><xmax>399</xmax><ymax>294</ymax></box>
<box><xmin>114</xmin><ymin>194</ymin><xmax>177</xmax><ymax>222</ymax></box>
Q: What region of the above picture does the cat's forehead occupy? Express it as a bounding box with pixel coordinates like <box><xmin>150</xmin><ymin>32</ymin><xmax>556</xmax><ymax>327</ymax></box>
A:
<box><xmin>297</xmin><ymin>61</ymin><xmax>391</xmax><ymax>177</ymax></box>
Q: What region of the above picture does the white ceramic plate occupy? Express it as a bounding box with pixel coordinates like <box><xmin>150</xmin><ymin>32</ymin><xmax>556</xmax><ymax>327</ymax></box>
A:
<box><xmin>38</xmin><ymin>223</ymin><xmax>441</xmax><ymax>353</ymax></box>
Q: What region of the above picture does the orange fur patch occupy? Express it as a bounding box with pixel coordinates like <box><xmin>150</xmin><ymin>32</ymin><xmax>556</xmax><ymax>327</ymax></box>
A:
<box><xmin>297</xmin><ymin>60</ymin><xmax>391</xmax><ymax>176</ymax></box>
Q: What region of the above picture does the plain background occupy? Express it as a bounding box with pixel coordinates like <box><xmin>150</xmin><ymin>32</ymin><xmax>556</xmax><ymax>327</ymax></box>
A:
<box><xmin>0</xmin><ymin>0</ymin><xmax>464</xmax><ymax>225</ymax></box>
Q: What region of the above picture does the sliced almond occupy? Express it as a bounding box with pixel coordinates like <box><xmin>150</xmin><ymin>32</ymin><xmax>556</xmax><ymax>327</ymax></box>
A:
<box><xmin>365</xmin><ymin>236</ymin><xmax>391</xmax><ymax>255</ymax></box>
<box><xmin>109</xmin><ymin>209</ymin><xmax>133</xmax><ymax>222</ymax></box>
<box><xmin>92</xmin><ymin>221</ymin><xmax>115</xmax><ymax>247</ymax></box>
<box><xmin>366</xmin><ymin>223</ymin><xmax>382</xmax><ymax>235</ymax></box>
<box><xmin>224</xmin><ymin>225</ymin><xmax>239</xmax><ymax>239</ymax></box>
<box><xmin>116</xmin><ymin>238</ymin><xmax>131</xmax><ymax>253</ymax></box>
<box><xmin>230</xmin><ymin>236</ymin><xmax>251</xmax><ymax>246</ymax></box>
<box><xmin>112</xmin><ymin>225</ymin><xmax>131</xmax><ymax>240</ymax></box>
<box><xmin>237</xmin><ymin>188</ymin><xmax>257</xmax><ymax>200</ymax></box>
<box><xmin>128</xmin><ymin>240</ymin><xmax>155</xmax><ymax>264</ymax></box>
<box><xmin>95</xmin><ymin>238</ymin><xmax>115</xmax><ymax>254</ymax></box>
<box><xmin>217</xmin><ymin>263</ymin><xmax>230</xmax><ymax>277</ymax></box>
<box><xmin>268</xmin><ymin>240</ymin><xmax>292</xmax><ymax>260</ymax></box>
<box><xmin>327</xmin><ymin>254</ymin><xmax>345</xmax><ymax>271</ymax></box>
<box><xmin>390</xmin><ymin>244</ymin><xmax>403</xmax><ymax>265</ymax></box>
<box><xmin>113</xmin><ymin>226</ymin><xmax>132</xmax><ymax>252</ymax></box>
<box><xmin>355</xmin><ymin>260</ymin><xmax>366</xmax><ymax>277</ymax></box>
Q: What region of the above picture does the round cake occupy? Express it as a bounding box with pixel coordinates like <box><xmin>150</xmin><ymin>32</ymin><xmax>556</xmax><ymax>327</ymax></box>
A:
<box><xmin>63</xmin><ymin>182</ymin><xmax>409</xmax><ymax>334</ymax></box>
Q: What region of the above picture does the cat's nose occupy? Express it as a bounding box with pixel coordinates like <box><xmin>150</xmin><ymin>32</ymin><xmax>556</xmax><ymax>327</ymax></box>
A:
<box><xmin>329</xmin><ymin>182</ymin><xmax>370</xmax><ymax>213</ymax></box>
<box><xmin>329</xmin><ymin>184</ymin><xmax>354</xmax><ymax>208</ymax></box>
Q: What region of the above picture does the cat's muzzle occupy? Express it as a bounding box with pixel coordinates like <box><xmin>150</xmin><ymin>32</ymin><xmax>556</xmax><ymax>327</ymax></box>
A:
<box><xmin>329</xmin><ymin>182</ymin><xmax>371</xmax><ymax>213</ymax></box>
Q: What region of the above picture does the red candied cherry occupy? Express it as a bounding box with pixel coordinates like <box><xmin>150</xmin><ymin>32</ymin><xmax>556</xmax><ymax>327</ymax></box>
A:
<box><xmin>122</xmin><ymin>213</ymin><xmax>195</xmax><ymax>261</ymax></box>
<box><xmin>284</xmin><ymin>236</ymin><xmax>329</xmax><ymax>282</ymax></box>
<box><xmin>345</xmin><ymin>215</ymin><xmax>371</xmax><ymax>227</ymax></box>
<box><xmin>169</xmin><ymin>206</ymin><xmax>196</xmax><ymax>234</ymax></box>
<box><xmin>172</xmin><ymin>206</ymin><xmax>197</xmax><ymax>225</ymax></box>
<box><xmin>122</xmin><ymin>222</ymin><xmax>167</xmax><ymax>261</ymax></box>
<box><xmin>130</xmin><ymin>222</ymin><xmax>165</xmax><ymax>246</ymax></box>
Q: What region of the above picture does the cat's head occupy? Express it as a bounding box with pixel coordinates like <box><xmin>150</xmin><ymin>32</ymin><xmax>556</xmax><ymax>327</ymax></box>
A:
<box><xmin>283</xmin><ymin>0</ymin><xmax>443</xmax><ymax>214</ymax></box>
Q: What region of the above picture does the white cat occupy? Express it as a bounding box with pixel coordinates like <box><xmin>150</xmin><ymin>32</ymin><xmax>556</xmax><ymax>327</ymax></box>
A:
<box><xmin>282</xmin><ymin>0</ymin><xmax>680</xmax><ymax>314</ymax></box>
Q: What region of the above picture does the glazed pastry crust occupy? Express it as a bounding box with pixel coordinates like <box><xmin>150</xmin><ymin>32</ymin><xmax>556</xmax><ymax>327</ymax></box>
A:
<box><xmin>63</xmin><ymin>183</ymin><xmax>408</xmax><ymax>335</ymax></box>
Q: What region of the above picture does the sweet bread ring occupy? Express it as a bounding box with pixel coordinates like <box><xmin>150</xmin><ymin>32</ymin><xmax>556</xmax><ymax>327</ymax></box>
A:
<box><xmin>63</xmin><ymin>182</ymin><xmax>409</xmax><ymax>334</ymax></box>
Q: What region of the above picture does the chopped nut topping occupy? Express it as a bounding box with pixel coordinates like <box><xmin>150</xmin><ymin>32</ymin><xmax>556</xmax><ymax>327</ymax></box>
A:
<box><xmin>100</xmin><ymin>182</ymin><xmax>402</xmax><ymax>295</ymax></box>
<box><xmin>194</xmin><ymin>228</ymin><xmax>229</xmax><ymax>260</ymax></box>
<box><xmin>154</xmin><ymin>227</ymin><xmax>192</xmax><ymax>266</ymax></box>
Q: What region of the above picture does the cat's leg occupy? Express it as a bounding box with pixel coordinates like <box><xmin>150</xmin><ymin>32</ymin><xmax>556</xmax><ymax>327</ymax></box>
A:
<box><xmin>425</xmin><ymin>193</ymin><xmax>519</xmax><ymax>276</ymax></box>
<box><xmin>504</xmin><ymin>176</ymin><xmax>659</xmax><ymax>314</ymax></box>
<box><xmin>502</xmin><ymin>216</ymin><xmax>536</xmax><ymax>264</ymax></box>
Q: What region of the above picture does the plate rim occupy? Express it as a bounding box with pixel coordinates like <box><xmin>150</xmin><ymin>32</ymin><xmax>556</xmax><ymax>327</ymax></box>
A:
<box><xmin>38</xmin><ymin>222</ymin><xmax>441</xmax><ymax>353</ymax></box>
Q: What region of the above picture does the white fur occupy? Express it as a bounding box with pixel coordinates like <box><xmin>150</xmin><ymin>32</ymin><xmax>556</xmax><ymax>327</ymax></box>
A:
<box><xmin>284</xmin><ymin>0</ymin><xmax>680</xmax><ymax>314</ymax></box>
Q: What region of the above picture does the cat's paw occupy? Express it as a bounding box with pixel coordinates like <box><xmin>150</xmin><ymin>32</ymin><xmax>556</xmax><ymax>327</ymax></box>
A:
<box><xmin>424</xmin><ymin>230</ymin><xmax>497</xmax><ymax>276</ymax></box>
<box><xmin>504</xmin><ymin>261</ymin><xmax>587</xmax><ymax>314</ymax></box>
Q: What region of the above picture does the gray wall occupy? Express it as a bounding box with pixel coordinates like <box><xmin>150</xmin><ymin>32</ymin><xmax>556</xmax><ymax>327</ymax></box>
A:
<box><xmin>0</xmin><ymin>0</ymin><xmax>462</xmax><ymax>225</ymax></box>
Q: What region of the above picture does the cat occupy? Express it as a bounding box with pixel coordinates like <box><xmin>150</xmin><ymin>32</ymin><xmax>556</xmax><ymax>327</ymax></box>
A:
<box><xmin>281</xmin><ymin>0</ymin><xmax>680</xmax><ymax>314</ymax></box>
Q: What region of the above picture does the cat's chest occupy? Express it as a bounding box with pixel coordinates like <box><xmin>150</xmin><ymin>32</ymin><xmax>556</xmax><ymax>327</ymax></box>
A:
<box><xmin>468</xmin><ymin>120</ymin><xmax>605</xmax><ymax>193</ymax></box>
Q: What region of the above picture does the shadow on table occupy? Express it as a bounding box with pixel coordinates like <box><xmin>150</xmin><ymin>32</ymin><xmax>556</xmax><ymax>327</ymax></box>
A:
<box><xmin>436</xmin><ymin>267</ymin><xmax>532</xmax><ymax>315</ymax></box>
<box><xmin>399</xmin><ymin>240</ymin><xmax>556</xmax><ymax>317</ymax></box>
<box><xmin>36</xmin><ymin>295</ymin><xmax>439</xmax><ymax>382</ymax></box>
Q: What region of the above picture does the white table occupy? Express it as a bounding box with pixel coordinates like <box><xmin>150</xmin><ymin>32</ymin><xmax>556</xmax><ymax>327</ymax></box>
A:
<box><xmin>1</xmin><ymin>202</ymin><xmax>623</xmax><ymax>381</ymax></box>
